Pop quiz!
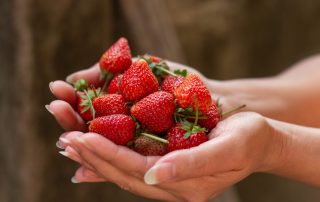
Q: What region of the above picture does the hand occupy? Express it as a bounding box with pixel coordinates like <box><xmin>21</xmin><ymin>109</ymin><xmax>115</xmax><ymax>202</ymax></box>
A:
<box><xmin>47</xmin><ymin>61</ymin><xmax>284</xmax><ymax>201</ymax></box>
<box><xmin>55</xmin><ymin>112</ymin><xmax>284</xmax><ymax>202</ymax></box>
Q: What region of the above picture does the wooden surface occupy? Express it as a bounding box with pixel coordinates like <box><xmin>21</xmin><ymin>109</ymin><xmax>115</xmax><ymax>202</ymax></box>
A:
<box><xmin>1</xmin><ymin>0</ymin><xmax>320</xmax><ymax>202</ymax></box>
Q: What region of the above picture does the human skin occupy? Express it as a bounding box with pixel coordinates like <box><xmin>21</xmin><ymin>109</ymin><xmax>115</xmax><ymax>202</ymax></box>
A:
<box><xmin>47</xmin><ymin>55</ymin><xmax>320</xmax><ymax>201</ymax></box>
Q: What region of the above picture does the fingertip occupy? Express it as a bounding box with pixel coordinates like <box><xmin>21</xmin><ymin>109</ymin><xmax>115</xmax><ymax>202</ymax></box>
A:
<box><xmin>65</xmin><ymin>64</ymin><xmax>101</xmax><ymax>86</ymax></box>
<box><xmin>49</xmin><ymin>100</ymin><xmax>86</xmax><ymax>131</ymax></box>
<box><xmin>49</xmin><ymin>80</ymin><xmax>77</xmax><ymax>105</ymax></box>
<box><xmin>144</xmin><ymin>163</ymin><xmax>176</xmax><ymax>185</ymax></box>
<box><xmin>74</xmin><ymin>166</ymin><xmax>106</xmax><ymax>183</ymax></box>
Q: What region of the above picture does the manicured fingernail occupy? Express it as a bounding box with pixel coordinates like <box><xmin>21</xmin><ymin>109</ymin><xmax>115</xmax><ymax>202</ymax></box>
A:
<box><xmin>49</xmin><ymin>81</ymin><xmax>54</xmax><ymax>93</ymax></box>
<box><xmin>59</xmin><ymin>137</ymin><xmax>70</xmax><ymax>144</ymax></box>
<box><xmin>71</xmin><ymin>176</ymin><xmax>79</xmax><ymax>183</ymax></box>
<box><xmin>66</xmin><ymin>74</ymin><xmax>76</xmax><ymax>84</ymax></box>
<box><xmin>59</xmin><ymin>151</ymin><xmax>69</xmax><ymax>157</ymax></box>
<box><xmin>56</xmin><ymin>141</ymin><xmax>64</xmax><ymax>149</ymax></box>
<box><xmin>144</xmin><ymin>163</ymin><xmax>176</xmax><ymax>185</ymax></box>
<box><xmin>45</xmin><ymin>105</ymin><xmax>54</xmax><ymax>115</ymax></box>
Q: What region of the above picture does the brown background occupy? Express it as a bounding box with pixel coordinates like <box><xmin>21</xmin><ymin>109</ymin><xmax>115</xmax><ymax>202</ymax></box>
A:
<box><xmin>1</xmin><ymin>0</ymin><xmax>320</xmax><ymax>201</ymax></box>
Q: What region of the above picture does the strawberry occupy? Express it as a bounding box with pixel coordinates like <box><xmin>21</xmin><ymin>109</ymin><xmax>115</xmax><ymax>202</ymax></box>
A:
<box><xmin>92</xmin><ymin>94</ymin><xmax>129</xmax><ymax>117</ymax></box>
<box><xmin>120</xmin><ymin>59</ymin><xmax>159</xmax><ymax>102</ymax></box>
<box><xmin>89</xmin><ymin>114</ymin><xmax>135</xmax><ymax>145</ymax></box>
<box><xmin>198</xmin><ymin>103</ymin><xmax>221</xmax><ymax>130</ymax></box>
<box><xmin>166</xmin><ymin>124</ymin><xmax>208</xmax><ymax>152</ymax></box>
<box><xmin>107</xmin><ymin>74</ymin><xmax>122</xmax><ymax>94</ymax></box>
<box><xmin>174</xmin><ymin>74</ymin><xmax>212</xmax><ymax>113</ymax></box>
<box><xmin>161</xmin><ymin>75</ymin><xmax>185</xmax><ymax>94</ymax></box>
<box><xmin>134</xmin><ymin>135</ymin><xmax>167</xmax><ymax>156</ymax></box>
<box><xmin>150</xmin><ymin>55</ymin><xmax>161</xmax><ymax>63</ymax></box>
<box><xmin>77</xmin><ymin>88</ymin><xmax>103</xmax><ymax>121</ymax></box>
<box><xmin>77</xmin><ymin>93</ymin><xmax>93</xmax><ymax>121</ymax></box>
<box><xmin>131</xmin><ymin>91</ymin><xmax>175</xmax><ymax>133</ymax></box>
<box><xmin>99</xmin><ymin>37</ymin><xmax>132</xmax><ymax>74</ymax></box>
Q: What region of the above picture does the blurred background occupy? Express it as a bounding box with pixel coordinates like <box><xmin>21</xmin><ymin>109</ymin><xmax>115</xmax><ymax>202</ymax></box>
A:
<box><xmin>1</xmin><ymin>0</ymin><xmax>320</xmax><ymax>201</ymax></box>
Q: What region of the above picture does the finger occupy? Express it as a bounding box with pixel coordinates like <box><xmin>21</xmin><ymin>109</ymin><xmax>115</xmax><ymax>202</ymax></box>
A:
<box><xmin>68</xmin><ymin>138</ymin><xmax>177</xmax><ymax>201</ymax></box>
<box><xmin>49</xmin><ymin>80</ymin><xmax>77</xmax><ymax>106</ymax></box>
<box><xmin>66</xmin><ymin>63</ymin><xmax>102</xmax><ymax>86</ymax></box>
<box><xmin>57</xmin><ymin>131</ymin><xmax>84</xmax><ymax>149</ymax></box>
<box><xmin>144</xmin><ymin>135</ymin><xmax>236</xmax><ymax>185</ymax></box>
<box><xmin>72</xmin><ymin>166</ymin><xmax>106</xmax><ymax>183</ymax></box>
<box><xmin>71</xmin><ymin>133</ymin><xmax>159</xmax><ymax>178</ymax></box>
<box><xmin>58</xmin><ymin>144</ymin><xmax>96</xmax><ymax>171</ymax></box>
<box><xmin>59</xmin><ymin>146</ymin><xmax>83</xmax><ymax>164</ymax></box>
<box><xmin>46</xmin><ymin>100</ymin><xmax>86</xmax><ymax>131</ymax></box>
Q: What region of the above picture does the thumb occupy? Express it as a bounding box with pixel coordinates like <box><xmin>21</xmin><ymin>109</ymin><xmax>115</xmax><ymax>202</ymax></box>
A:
<box><xmin>144</xmin><ymin>135</ymin><xmax>235</xmax><ymax>185</ymax></box>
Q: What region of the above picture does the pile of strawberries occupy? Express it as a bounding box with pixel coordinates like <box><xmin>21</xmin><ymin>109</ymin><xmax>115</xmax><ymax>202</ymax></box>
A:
<box><xmin>74</xmin><ymin>37</ymin><xmax>242</xmax><ymax>156</ymax></box>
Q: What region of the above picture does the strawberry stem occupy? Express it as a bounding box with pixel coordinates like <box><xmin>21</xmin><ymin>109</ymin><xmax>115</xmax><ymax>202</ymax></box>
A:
<box><xmin>101</xmin><ymin>73</ymin><xmax>113</xmax><ymax>93</ymax></box>
<box><xmin>90</xmin><ymin>85</ymin><xmax>99</xmax><ymax>98</ymax></box>
<box><xmin>141</xmin><ymin>133</ymin><xmax>169</xmax><ymax>144</ymax></box>
<box><xmin>221</xmin><ymin>104</ymin><xmax>246</xmax><ymax>118</ymax></box>
<box><xmin>174</xmin><ymin>113</ymin><xmax>207</xmax><ymax>119</ymax></box>
<box><xmin>84</xmin><ymin>90</ymin><xmax>96</xmax><ymax>120</ymax></box>
<box><xmin>154</xmin><ymin>65</ymin><xmax>178</xmax><ymax>77</ymax></box>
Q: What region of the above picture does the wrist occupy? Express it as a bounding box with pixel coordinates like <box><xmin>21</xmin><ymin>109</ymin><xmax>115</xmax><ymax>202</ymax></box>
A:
<box><xmin>254</xmin><ymin>118</ymin><xmax>289</xmax><ymax>173</ymax></box>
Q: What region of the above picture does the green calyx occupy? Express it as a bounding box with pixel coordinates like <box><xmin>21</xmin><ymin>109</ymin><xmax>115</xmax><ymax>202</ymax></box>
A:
<box><xmin>74</xmin><ymin>79</ymin><xmax>89</xmax><ymax>91</ymax></box>
<box><xmin>80</xmin><ymin>87</ymin><xmax>102</xmax><ymax>119</ymax></box>
<box><xmin>139</xmin><ymin>54</ymin><xmax>178</xmax><ymax>78</ymax></box>
<box><xmin>174</xmin><ymin>69</ymin><xmax>188</xmax><ymax>77</ymax></box>
<box><xmin>176</xmin><ymin>96</ymin><xmax>207</xmax><ymax>139</ymax></box>
<box><xmin>179</xmin><ymin>120</ymin><xmax>206</xmax><ymax>139</ymax></box>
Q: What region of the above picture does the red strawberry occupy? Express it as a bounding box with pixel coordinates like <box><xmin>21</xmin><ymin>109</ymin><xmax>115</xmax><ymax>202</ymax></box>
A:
<box><xmin>120</xmin><ymin>59</ymin><xmax>159</xmax><ymax>102</ymax></box>
<box><xmin>198</xmin><ymin>103</ymin><xmax>221</xmax><ymax>130</ymax></box>
<box><xmin>77</xmin><ymin>89</ymin><xmax>103</xmax><ymax>121</ymax></box>
<box><xmin>92</xmin><ymin>94</ymin><xmax>129</xmax><ymax>117</ymax></box>
<box><xmin>166</xmin><ymin>124</ymin><xmax>208</xmax><ymax>152</ymax></box>
<box><xmin>150</xmin><ymin>55</ymin><xmax>161</xmax><ymax>63</ymax></box>
<box><xmin>161</xmin><ymin>75</ymin><xmax>185</xmax><ymax>94</ymax></box>
<box><xmin>99</xmin><ymin>37</ymin><xmax>132</xmax><ymax>74</ymax></box>
<box><xmin>134</xmin><ymin>136</ymin><xmax>167</xmax><ymax>156</ymax></box>
<box><xmin>131</xmin><ymin>91</ymin><xmax>175</xmax><ymax>133</ymax></box>
<box><xmin>174</xmin><ymin>74</ymin><xmax>212</xmax><ymax>113</ymax></box>
<box><xmin>107</xmin><ymin>74</ymin><xmax>122</xmax><ymax>94</ymax></box>
<box><xmin>89</xmin><ymin>114</ymin><xmax>135</xmax><ymax>145</ymax></box>
<box><xmin>77</xmin><ymin>93</ymin><xmax>93</xmax><ymax>121</ymax></box>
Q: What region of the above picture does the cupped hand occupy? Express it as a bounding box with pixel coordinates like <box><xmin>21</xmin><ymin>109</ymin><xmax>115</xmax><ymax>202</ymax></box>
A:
<box><xmin>56</xmin><ymin>112</ymin><xmax>284</xmax><ymax>202</ymax></box>
<box><xmin>46</xmin><ymin>60</ymin><xmax>264</xmax><ymax>201</ymax></box>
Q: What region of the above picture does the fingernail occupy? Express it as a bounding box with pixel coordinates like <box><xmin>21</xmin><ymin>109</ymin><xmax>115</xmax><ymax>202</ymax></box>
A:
<box><xmin>66</xmin><ymin>74</ymin><xmax>76</xmax><ymax>84</ymax></box>
<box><xmin>71</xmin><ymin>176</ymin><xmax>79</xmax><ymax>183</ymax></box>
<box><xmin>144</xmin><ymin>163</ymin><xmax>176</xmax><ymax>185</ymax></box>
<box><xmin>59</xmin><ymin>137</ymin><xmax>70</xmax><ymax>144</ymax></box>
<box><xmin>49</xmin><ymin>81</ymin><xmax>54</xmax><ymax>93</ymax></box>
<box><xmin>45</xmin><ymin>105</ymin><xmax>54</xmax><ymax>115</ymax></box>
<box><xmin>56</xmin><ymin>141</ymin><xmax>65</xmax><ymax>149</ymax></box>
<box><xmin>59</xmin><ymin>151</ymin><xmax>69</xmax><ymax>157</ymax></box>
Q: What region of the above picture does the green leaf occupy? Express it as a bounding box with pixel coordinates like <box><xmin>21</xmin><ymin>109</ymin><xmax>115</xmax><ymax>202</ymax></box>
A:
<box><xmin>184</xmin><ymin>131</ymin><xmax>192</xmax><ymax>139</ymax></box>
<box><xmin>81</xmin><ymin>105</ymin><xmax>91</xmax><ymax>113</ymax></box>
<box><xmin>174</xmin><ymin>69</ymin><xmax>188</xmax><ymax>77</ymax></box>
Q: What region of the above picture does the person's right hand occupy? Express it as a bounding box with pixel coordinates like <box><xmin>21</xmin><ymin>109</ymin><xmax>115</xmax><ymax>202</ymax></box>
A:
<box><xmin>54</xmin><ymin>112</ymin><xmax>287</xmax><ymax>202</ymax></box>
